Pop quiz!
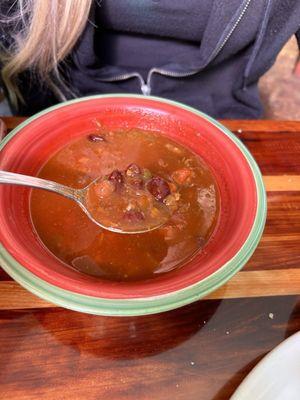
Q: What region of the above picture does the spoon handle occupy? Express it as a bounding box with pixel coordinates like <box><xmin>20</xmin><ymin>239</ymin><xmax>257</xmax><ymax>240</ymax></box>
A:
<box><xmin>0</xmin><ymin>170</ymin><xmax>80</xmax><ymax>202</ymax></box>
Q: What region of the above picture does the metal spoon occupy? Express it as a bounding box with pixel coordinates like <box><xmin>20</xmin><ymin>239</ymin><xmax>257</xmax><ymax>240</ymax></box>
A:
<box><xmin>0</xmin><ymin>170</ymin><xmax>164</xmax><ymax>234</ymax></box>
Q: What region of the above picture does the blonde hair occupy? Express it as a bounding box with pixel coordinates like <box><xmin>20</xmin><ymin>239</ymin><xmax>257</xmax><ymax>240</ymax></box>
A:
<box><xmin>0</xmin><ymin>0</ymin><xmax>93</xmax><ymax>107</ymax></box>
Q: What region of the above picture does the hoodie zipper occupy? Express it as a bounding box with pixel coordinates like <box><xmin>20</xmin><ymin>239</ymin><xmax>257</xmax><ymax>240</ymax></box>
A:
<box><xmin>97</xmin><ymin>0</ymin><xmax>252</xmax><ymax>95</ymax></box>
<box><xmin>145</xmin><ymin>0</ymin><xmax>253</xmax><ymax>90</ymax></box>
<box><xmin>95</xmin><ymin>72</ymin><xmax>151</xmax><ymax>95</ymax></box>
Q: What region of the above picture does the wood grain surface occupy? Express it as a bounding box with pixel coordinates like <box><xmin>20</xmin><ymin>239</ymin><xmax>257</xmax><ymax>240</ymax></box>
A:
<box><xmin>0</xmin><ymin>119</ymin><xmax>300</xmax><ymax>400</ymax></box>
<box><xmin>0</xmin><ymin>296</ymin><xmax>299</xmax><ymax>400</ymax></box>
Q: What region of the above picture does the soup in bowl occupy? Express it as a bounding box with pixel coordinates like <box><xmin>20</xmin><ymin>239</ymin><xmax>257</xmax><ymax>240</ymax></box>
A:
<box><xmin>0</xmin><ymin>95</ymin><xmax>266</xmax><ymax>315</ymax></box>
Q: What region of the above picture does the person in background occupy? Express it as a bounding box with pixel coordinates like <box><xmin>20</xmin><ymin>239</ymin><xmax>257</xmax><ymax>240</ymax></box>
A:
<box><xmin>0</xmin><ymin>0</ymin><xmax>299</xmax><ymax>120</ymax></box>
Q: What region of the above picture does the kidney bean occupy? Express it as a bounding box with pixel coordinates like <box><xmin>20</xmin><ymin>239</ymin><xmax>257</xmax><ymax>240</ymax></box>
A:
<box><xmin>88</xmin><ymin>134</ymin><xmax>106</xmax><ymax>142</ymax></box>
<box><xmin>123</xmin><ymin>210</ymin><xmax>145</xmax><ymax>221</ymax></box>
<box><xmin>146</xmin><ymin>177</ymin><xmax>170</xmax><ymax>202</ymax></box>
<box><xmin>108</xmin><ymin>170</ymin><xmax>124</xmax><ymax>188</ymax></box>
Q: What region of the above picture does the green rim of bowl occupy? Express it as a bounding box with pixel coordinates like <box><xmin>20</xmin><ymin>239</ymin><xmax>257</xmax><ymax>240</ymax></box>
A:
<box><xmin>0</xmin><ymin>94</ymin><xmax>267</xmax><ymax>316</ymax></box>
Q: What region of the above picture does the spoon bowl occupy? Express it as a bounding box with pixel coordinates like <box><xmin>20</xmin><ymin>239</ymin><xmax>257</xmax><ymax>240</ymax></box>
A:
<box><xmin>0</xmin><ymin>170</ymin><xmax>165</xmax><ymax>234</ymax></box>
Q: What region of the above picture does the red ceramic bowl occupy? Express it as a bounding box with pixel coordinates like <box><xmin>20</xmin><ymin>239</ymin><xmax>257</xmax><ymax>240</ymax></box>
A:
<box><xmin>0</xmin><ymin>95</ymin><xmax>266</xmax><ymax>315</ymax></box>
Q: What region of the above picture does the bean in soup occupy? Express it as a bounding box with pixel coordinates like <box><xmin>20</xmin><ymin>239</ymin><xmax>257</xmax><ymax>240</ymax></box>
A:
<box><xmin>30</xmin><ymin>128</ymin><xmax>220</xmax><ymax>281</ymax></box>
<box><xmin>86</xmin><ymin>164</ymin><xmax>178</xmax><ymax>232</ymax></box>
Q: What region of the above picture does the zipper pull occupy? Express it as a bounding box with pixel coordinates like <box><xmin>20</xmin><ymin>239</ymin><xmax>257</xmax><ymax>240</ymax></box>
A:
<box><xmin>141</xmin><ymin>83</ymin><xmax>151</xmax><ymax>96</ymax></box>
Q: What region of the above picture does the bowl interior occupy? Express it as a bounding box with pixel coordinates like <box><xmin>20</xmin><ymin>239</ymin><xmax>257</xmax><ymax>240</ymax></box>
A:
<box><xmin>0</xmin><ymin>97</ymin><xmax>257</xmax><ymax>299</ymax></box>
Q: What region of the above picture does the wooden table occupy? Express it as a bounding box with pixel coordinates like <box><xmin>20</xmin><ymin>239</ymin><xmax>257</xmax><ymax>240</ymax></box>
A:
<box><xmin>1</xmin><ymin>119</ymin><xmax>300</xmax><ymax>400</ymax></box>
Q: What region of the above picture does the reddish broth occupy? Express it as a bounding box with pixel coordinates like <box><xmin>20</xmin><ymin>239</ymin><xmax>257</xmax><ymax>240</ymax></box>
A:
<box><xmin>30</xmin><ymin>128</ymin><xmax>220</xmax><ymax>281</ymax></box>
